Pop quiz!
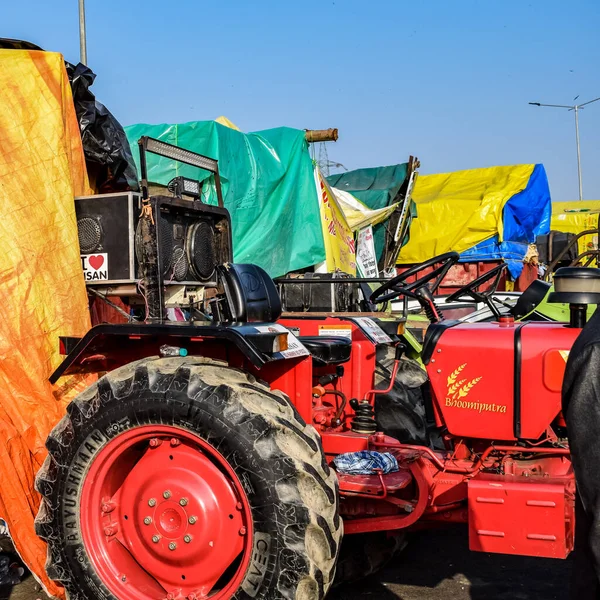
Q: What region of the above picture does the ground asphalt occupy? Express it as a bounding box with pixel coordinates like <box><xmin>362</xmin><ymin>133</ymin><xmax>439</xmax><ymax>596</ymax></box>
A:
<box><xmin>0</xmin><ymin>526</ymin><xmax>570</xmax><ymax>600</ymax></box>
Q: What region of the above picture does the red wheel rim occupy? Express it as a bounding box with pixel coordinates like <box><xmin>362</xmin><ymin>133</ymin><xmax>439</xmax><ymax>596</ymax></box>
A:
<box><xmin>80</xmin><ymin>425</ymin><xmax>253</xmax><ymax>600</ymax></box>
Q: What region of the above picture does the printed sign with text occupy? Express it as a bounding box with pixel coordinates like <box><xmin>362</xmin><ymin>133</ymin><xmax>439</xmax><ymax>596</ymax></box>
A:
<box><xmin>81</xmin><ymin>253</ymin><xmax>109</xmax><ymax>282</ymax></box>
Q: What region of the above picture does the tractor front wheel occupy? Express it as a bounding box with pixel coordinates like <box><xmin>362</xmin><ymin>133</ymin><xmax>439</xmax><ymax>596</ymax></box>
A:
<box><xmin>36</xmin><ymin>357</ymin><xmax>341</xmax><ymax>600</ymax></box>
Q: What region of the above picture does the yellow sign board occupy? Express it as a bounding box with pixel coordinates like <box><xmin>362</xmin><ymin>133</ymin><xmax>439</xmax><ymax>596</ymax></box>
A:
<box><xmin>314</xmin><ymin>168</ymin><xmax>356</xmax><ymax>274</ymax></box>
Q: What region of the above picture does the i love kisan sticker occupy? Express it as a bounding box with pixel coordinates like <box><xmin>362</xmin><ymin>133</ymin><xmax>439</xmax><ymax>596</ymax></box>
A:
<box><xmin>81</xmin><ymin>253</ymin><xmax>109</xmax><ymax>281</ymax></box>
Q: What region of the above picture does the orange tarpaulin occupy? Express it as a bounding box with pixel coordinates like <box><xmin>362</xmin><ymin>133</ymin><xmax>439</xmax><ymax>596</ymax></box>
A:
<box><xmin>0</xmin><ymin>49</ymin><xmax>93</xmax><ymax>597</ymax></box>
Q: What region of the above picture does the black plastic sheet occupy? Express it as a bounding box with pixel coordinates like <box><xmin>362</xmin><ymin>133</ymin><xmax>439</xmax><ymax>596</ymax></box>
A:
<box><xmin>0</xmin><ymin>38</ymin><xmax>43</xmax><ymax>51</ymax></box>
<box><xmin>65</xmin><ymin>62</ymin><xmax>139</xmax><ymax>192</ymax></box>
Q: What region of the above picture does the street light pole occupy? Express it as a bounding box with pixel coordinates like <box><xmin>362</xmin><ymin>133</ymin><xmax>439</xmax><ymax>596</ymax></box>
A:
<box><xmin>574</xmin><ymin>106</ymin><xmax>582</xmax><ymax>201</ymax></box>
<box><xmin>78</xmin><ymin>0</ymin><xmax>88</xmax><ymax>65</ymax></box>
<box><xmin>529</xmin><ymin>96</ymin><xmax>600</xmax><ymax>201</ymax></box>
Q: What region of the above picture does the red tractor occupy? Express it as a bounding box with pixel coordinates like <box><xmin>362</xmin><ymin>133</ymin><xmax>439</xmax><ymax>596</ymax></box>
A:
<box><xmin>35</xmin><ymin>139</ymin><xmax>590</xmax><ymax>600</ymax></box>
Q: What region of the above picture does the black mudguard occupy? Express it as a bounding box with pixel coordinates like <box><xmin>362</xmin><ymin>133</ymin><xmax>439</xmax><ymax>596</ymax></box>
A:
<box><xmin>51</xmin><ymin>322</ymin><xmax>286</xmax><ymax>383</ymax></box>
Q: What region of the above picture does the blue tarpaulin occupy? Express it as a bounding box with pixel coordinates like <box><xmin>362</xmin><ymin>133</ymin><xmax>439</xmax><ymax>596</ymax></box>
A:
<box><xmin>460</xmin><ymin>165</ymin><xmax>551</xmax><ymax>278</ymax></box>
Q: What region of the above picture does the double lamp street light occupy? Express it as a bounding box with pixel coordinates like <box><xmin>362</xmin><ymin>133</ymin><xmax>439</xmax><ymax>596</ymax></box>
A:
<box><xmin>529</xmin><ymin>96</ymin><xmax>600</xmax><ymax>201</ymax></box>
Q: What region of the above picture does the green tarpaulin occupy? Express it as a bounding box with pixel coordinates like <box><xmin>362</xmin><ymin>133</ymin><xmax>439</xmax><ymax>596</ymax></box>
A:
<box><xmin>327</xmin><ymin>164</ymin><xmax>409</xmax><ymax>258</ymax></box>
<box><xmin>124</xmin><ymin>121</ymin><xmax>324</xmax><ymax>277</ymax></box>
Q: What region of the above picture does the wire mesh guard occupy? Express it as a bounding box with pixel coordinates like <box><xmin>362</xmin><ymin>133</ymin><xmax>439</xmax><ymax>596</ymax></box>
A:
<box><xmin>135</xmin><ymin>216</ymin><xmax>174</xmax><ymax>277</ymax></box>
<box><xmin>135</xmin><ymin>216</ymin><xmax>219</xmax><ymax>282</ymax></box>
<box><xmin>171</xmin><ymin>246</ymin><xmax>189</xmax><ymax>281</ymax></box>
<box><xmin>77</xmin><ymin>216</ymin><xmax>102</xmax><ymax>253</ymax></box>
<box><xmin>187</xmin><ymin>221</ymin><xmax>217</xmax><ymax>280</ymax></box>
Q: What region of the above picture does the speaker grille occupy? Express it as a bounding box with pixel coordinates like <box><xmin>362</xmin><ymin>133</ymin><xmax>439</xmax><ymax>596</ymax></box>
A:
<box><xmin>187</xmin><ymin>221</ymin><xmax>217</xmax><ymax>280</ymax></box>
<box><xmin>158</xmin><ymin>215</ymin><xmax>174</xmax><ymax>275</ymax></box>
<box><xmin>135</xmin><ymin>216</ymin><xmax>175</xmax><ymax>277</ymax></box>
<box><xmin>171</xmin><ymin>246</ymin><xmax>189</xmax><ymax>281</ymax></box>
<box><xmin>77</xmin><ymin>217</ymin><xmax>102</xmax><ymax>253</ymax></box>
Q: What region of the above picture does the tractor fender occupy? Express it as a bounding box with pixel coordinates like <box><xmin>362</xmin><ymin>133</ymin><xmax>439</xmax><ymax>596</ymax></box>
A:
<box><xmin>51</xmin><ymin>321</ymin><xmax>297</xmax><ymax>383</ymax></box>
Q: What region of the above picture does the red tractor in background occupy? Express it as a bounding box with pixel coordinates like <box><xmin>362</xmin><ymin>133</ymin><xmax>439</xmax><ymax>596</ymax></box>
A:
<box><xmin>36</xmin><ymin>139</ymin><xmax>593</xmax><ymax>600</ymax></box>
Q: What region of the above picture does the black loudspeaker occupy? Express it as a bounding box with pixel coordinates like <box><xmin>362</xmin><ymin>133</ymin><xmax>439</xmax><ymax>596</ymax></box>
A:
<box><xmin>75</xmin><ymin>192</ymin><xmax>138</xmax><ymax>284</ymax></box>
<box><xmin>75</xmin><ymin>192</ymin><xmax>232</xmax><ymax>287</ymax></box>
<box><xmin>135</xmin><ymin>196</ymin><xmax>232</xmax><ymax>286</ymax></box>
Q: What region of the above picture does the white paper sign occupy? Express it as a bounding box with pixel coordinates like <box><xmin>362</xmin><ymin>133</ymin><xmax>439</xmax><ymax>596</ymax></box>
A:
<box><xmin>356</xmin><ymin>226</ymin><xmax>378</xmax><ymax>278</ymax></box>
<box><xmin>81</xmin><ymin>253</ymin><xmax>108</xmax><ymax>282</ymax></box>
<box><xmin>354</xmin><ymin>317</ymin><xmax>392</xmax><ymax>344</ymax></box>
<box><xmin>318</xmin><ymin>325</ymin><xmax>353</xmax><ymax>339</ymax></box>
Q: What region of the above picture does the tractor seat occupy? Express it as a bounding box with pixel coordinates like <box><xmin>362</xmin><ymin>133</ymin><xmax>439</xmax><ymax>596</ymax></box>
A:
<box><xmin>298</xmin><ymin>336</ymin><xmax>352</xmax><ymax>366</ymax></box>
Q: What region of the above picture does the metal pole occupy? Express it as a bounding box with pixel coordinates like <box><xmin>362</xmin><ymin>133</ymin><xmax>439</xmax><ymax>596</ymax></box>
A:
<box><xmin>78</xmin><ymin>0</ymin><xmax>88</xmax><ymax>65</ymax></box>
<box><xmin>574</xmin><ymin>106</ymin><xmax>583</xmax><ymax>201</ymax></box>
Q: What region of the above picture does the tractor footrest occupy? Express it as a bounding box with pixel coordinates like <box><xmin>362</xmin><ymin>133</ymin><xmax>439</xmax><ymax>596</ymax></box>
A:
<box><xmin>337</xmin><ymin>469</ymin><xmax>412</xmax><ymax>497</ymax></box>
<box><xmin>468</xmin><ymin>473</ymin><xmax>574</xmax><ymax>558</ymax></box>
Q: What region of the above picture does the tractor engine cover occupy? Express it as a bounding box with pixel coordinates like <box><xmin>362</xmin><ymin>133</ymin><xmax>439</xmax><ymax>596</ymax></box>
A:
<box><xmin>426</xmin><ymin>321</ymin><xmax>579</xmax><ymax>440</ymax></box>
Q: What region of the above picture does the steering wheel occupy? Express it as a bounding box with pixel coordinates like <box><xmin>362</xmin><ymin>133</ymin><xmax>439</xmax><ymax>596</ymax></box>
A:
<box><xmin>445</xmin><ymin>263</ymin><xmax>508</xmax><ymax>318</ymax></box>
<box><xmin>370</xmin><ymin>251</ymin><xmax>460</xmax><ymax>305</ymax></box>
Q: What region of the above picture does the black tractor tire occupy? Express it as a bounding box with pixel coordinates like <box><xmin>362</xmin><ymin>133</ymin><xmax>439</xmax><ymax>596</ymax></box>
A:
<box><xmin>35</xmin><ymin>357</ymin><xmax>342</xmax><ymax>600</ymax></box>
<box><xmin>374</xmin><ymin>345</ymin><xmax>430</xmax><ymax>446</ymax></box>
<box><xmin>333</xmin><ymin>531</ymin><xmax>407</xmax><ymax>586</ymax></box>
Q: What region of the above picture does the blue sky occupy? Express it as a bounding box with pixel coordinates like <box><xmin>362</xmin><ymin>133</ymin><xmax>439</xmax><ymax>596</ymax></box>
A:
<box><xmin>3</xmin><ymin>0</ymin><xmax>599</xmax><ymax>201</ymax></box>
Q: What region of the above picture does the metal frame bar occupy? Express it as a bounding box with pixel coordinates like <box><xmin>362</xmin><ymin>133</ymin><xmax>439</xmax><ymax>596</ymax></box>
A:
<box><xmin>138</xmin><ymin>136</ymin><xmax>224</xmax><ymax>207</ymax></box>
<box><xmin>543</xmin><ymin>227</ymin><xmax>600</xmax><ymax>279</ymax></box>
<box><xmin>275</xmin><ymin>277</ymin><xmax>391</xmax><ymax>284</ymax></box>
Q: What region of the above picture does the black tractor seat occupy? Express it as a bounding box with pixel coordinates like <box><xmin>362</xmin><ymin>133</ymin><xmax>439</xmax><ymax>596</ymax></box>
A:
<box><xmin>298</xmin><ymin>336</ymin><xmax>352</xmax><ymax>366</ymax></box>
<box><xmin>213</xmin><ymin>264</ymin><xmax>351</xmax><ymax>366</ymax></box>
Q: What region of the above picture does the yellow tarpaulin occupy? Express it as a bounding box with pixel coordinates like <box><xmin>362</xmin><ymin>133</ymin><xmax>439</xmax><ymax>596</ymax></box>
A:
<box><xmin>331</xmin><ymin>187</ymin><xmax>398</xmax><ymax>232</ymax></box>
<box><xmin>0</xmin><ymin>49</ymin><xmax>93</xmax><ymax>598</ymax></box>
<box><xmin>314</xmin><ymin>168</ymin><xmax>356</xmax><ymax>274</ymax></box>
<box><xmin>397</xmin><ymin>165</ymin><xmax>535</xmax><ymax>263</ymax></box>
<box><xmin>551</xmin><ymin>200</ymin><xmax>600</xmax><ymax>257</ymax></box>
<box><xmin>214</xmin><ymin>115</ymin><xmax>241</xmax><ymax>131</ymax></box>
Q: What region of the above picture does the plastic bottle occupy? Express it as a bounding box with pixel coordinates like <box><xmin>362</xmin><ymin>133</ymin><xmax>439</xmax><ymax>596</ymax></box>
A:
<box><xmin>159</xmin><ymin>345</ymin><xmax>188</xmax><ymax>357</ymax></box>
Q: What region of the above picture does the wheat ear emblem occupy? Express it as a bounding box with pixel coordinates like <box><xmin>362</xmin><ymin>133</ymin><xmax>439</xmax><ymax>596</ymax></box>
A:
<box><xmin>447</xmin><ymin>364</ymin><xmax>466</xmax><ymax>388</ymax></box>
<box><xmin>456</xmin><ymin>377</ymin><xmax>482</xmax><ymax>399</ymax></box>
<box><xmin>446</xmin><ymin>365</ymin><xmax>482</xmax><ymax>400</ymax></box>
<box><xmin>448</xmin><ymin>379</ymin><xmax>467</xmax><ymax>396</ymax></box>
